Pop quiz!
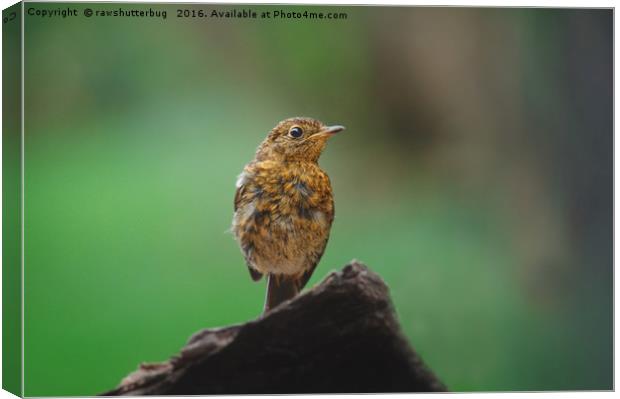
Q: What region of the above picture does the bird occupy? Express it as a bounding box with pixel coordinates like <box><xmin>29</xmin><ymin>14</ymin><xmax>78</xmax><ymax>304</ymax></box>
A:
<box><xmin>232</xmin><ymin>117</ymin><xmax>344</xmax><ymax>312</ymax></box>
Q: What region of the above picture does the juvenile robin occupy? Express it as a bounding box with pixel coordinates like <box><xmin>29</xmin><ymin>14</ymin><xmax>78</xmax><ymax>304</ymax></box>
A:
<box><xmin>232</xmin><ymin>117</ymin><xmax>344</xmax><ymax>312</ymax></box>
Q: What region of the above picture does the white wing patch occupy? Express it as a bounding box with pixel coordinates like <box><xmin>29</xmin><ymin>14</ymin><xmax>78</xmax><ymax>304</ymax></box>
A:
<box><xmin>236</xmin><ymin>171</ymin><xmax>249</xmax><ymax>188</ymax></box>
<box><xmin>235</xmin><ymin>201</ymin><xmax>256</xmax><ymax>224</ymax></box>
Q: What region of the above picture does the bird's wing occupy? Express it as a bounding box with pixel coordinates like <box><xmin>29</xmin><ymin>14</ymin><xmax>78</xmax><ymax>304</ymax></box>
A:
<box><xmin>298</xmin><ymin>175</ymin><xmax>335</xmax><ymax>290</ymax></box>
<box><xmin>297</xmin><ymin>262</ymin><xmax>316</xmax><ymax>290</ymax></box>
<box><xmin>233</xmin><ymin>184</ymin><xmax>244</xmax><ymax>212</ymax></box>
<box><xmin>298</xmin><ymin>212</ymin><xmax>334</xmax><ymax>290</ymax></box>
<box><xmin>247</xmin><ymin>263</ymin><xmax>263</xmax><ymax>281</ymax></box>
<box><xmin>234</xmin><ymin>173</ymin><xmax>264</xmax><ymax>282</ymax></box>
<box><xmin>297</xmin><ymin>235</ymin><xmax>328</xmax><ymax>290</ymax></box>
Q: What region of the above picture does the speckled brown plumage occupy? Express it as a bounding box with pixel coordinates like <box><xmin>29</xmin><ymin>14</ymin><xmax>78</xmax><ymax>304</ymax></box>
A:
<box><xmin>232</xmin><ymin>117</ymin><xmax>344</xmax><ymax>312</ymax></box>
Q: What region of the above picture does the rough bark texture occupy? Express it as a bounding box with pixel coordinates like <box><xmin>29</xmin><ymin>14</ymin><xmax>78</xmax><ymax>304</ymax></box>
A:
<box><xmin>102</xmin><ymin>262</ymin><xmax>446</xmax><ymax>395</ymax></box>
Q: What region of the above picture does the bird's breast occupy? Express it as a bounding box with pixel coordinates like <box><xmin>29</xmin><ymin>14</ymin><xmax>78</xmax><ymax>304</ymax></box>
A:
<box><xmin>241</xmin><ymin>161</ymin><xmax>333</xmax><ymax>219</ymax></box>
<box><xmin>232</xmin><ymin>161</ymin><xmax>334</xmax><ymax>275</ymax></box>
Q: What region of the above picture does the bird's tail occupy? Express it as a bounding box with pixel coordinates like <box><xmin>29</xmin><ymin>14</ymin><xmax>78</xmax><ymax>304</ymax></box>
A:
<box><xmin>264</xmin><ymin>274</ymin><xmax>299</xmax><ymax>312</ymax></box>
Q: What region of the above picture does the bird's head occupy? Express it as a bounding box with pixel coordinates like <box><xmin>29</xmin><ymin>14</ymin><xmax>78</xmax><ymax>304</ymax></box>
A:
<box><xmin>255</xmin><ymin>117</ymin><xmax>345</xmax><ymax>162</ymax></box>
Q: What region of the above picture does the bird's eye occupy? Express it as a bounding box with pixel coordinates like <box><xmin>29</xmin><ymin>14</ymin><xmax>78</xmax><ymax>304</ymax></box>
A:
<box><xmin>288</xmin><ymin>126</ymin><xmax>303</xmax><ymax>138</ymax></box>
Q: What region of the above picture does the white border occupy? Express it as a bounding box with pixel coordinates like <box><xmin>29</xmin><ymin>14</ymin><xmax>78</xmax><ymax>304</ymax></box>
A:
<box><xmin>0</xmin><ymin>1</ymin><xmax>616</xmax><ymax>399</ymax></box>
<box><xmin>7</xmin><ymin>0</ymin><xmax>620</xmax><ymax>7</ymax></box>
<box><xmin>19</xmin><ymin>1</ymin><xmax>24</xmax><ymax>396</ymax></box>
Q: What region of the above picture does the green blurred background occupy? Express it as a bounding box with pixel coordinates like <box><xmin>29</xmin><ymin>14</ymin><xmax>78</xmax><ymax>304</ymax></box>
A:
<box><xmin>21</xmin><ymin>4</ymin><xmax>612</xmax><ymax>395</ymax></box>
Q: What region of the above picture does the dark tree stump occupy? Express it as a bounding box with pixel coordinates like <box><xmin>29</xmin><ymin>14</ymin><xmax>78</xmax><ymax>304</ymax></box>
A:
<box><xmin>102</xmin><ymin>262</ymin><xmax>446</xmax><ymax>395</ymax></box>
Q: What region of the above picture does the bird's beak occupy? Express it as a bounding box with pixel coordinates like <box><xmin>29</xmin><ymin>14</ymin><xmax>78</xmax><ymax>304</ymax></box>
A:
<box><xmin>314</xmin><ymin>125</ymin><xmax>345</xmax><ymax>139</ymax></box>
<box><xmin>324</xmin><ymin>125</ymin><xmax>345</xmax><ymax>135</ymax></box>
